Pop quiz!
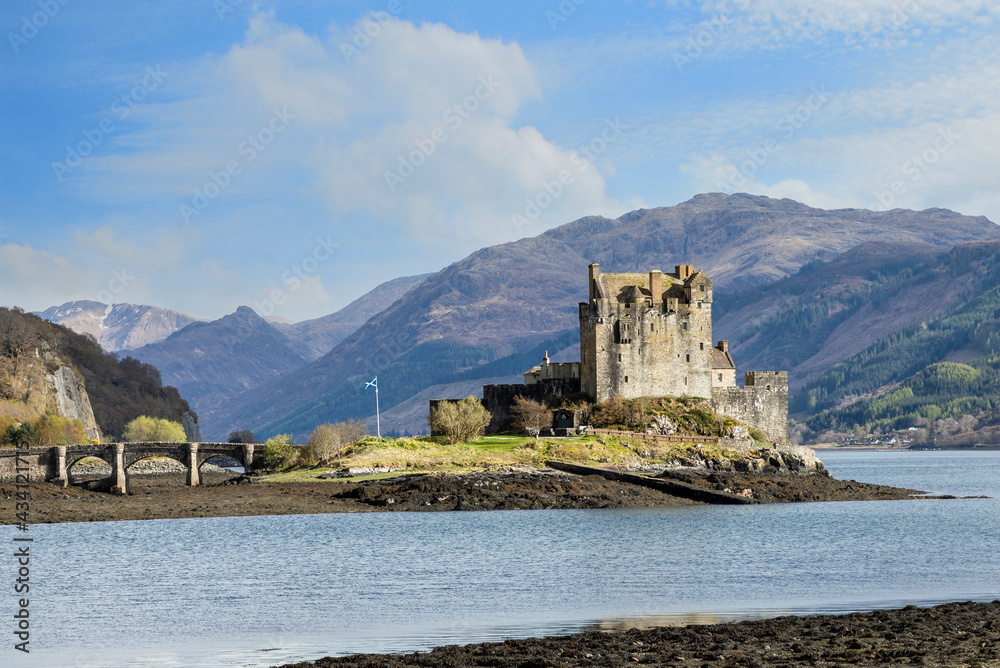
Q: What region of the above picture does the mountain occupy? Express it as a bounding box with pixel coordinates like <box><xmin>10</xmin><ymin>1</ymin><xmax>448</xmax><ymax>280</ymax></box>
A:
<box><xmin>783</xmin><ymin>240</ymin><xmax>1000</xmax><ymax>439</ymax></box>
<box><xmin>203</xmin><ymin>193</ymin><xmax>1000</xmax><ymax>441</ymax></box>
<box><xmin>712</xmin><ymin>240</ymin><xmax>963</xmax><ymax>391</ymax></box>
<box><xmin>277</xmin><ymin>273</ymin><xmax>430</xmax><ymax>361</ymax></box>
<box><xmin>0</xmin><ymin>307</ymin><xmax>196</xmax><ymax>441</ymax></box>
<box><xmin>35</xmin><ymin>301</ymin><xmax>202</xmax><ymax>352</ymax></box>
<box><xmin>128</xmin><ymin>307</ymin><xmax>307</xmax><ymax>423</ymax></box>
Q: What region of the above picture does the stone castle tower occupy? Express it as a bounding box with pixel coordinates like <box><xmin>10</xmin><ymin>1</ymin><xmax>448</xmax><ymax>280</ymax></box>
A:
<box><xmin>474</xmin><ymin>262</ymin><xmax>789</xmax><ymax>442</ymax></box>
<box><xmin>579</xmin><ymin>263</ymin><xmax>721</xmax><ymax>401</ymax></box>
<box><xmin>578</xmin><ymin>262</ymin><xmax>789</xmax><ymax>443</ymax></box>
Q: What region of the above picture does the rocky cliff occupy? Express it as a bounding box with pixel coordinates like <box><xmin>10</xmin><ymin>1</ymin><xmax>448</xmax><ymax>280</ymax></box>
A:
<box><xmin>1</xmin><ymin>307</ymin><xmax>197</xmax><ymax>441</ymax></box>
<box><xmin>46</xmin><ymin>366</ymin><xmax>101</xmax><ymax>441</ymax></box>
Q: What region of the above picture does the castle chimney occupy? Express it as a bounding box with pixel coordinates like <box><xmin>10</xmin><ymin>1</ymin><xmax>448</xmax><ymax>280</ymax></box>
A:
<box><xmin>588</xmin><ymin>263</ymin><xmax>600</xmax><ymax>300</ymax></box>
<box><xmin>717</xmin><ymin>340</ymin><xmax>728</xmax><ymax>352</ymax></box>
<box><xmin>649</xmin><ymin>270</ymin><xmax>662</xmax><ymax>304</ymax></box>
<box><xmin>543</xmin><ymin>351</ymin><xmax>549</xmax><ymax>365</ymax></box>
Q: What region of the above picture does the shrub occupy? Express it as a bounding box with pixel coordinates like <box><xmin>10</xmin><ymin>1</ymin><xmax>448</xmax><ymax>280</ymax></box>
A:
<box><xmin>227</xmin><ymin>429</ymin><xmax>255</xmax><ymax>444</ymax></box>
<box><xmin>428</xmin><ymin>396</ymin><xmax>491</xmax><ymax>445</ymax></box>
<box><xmin>3</xmin><ymin>420</ymin><xmax>38</xmax><ymax>447</ymax></box>
<box><xmin>261</xmin><ymin>434</ymin><xmax>297</xmax><ymax>469</ymax></box>
<box><xmin>123</xmin><ymin>416</ymin><xmax>187</xmax><ymax>442</ymax></box>
<box><xmin>308</xmin><ymin>419</ymin><xmax>368</xmax><ymax>463</ymax></box>
<box><xmin>510</xmin><ymin>396</ymin><xmax>551</xmax><ymax>436</ymax></box>
<box><xmin>36</xmin><ymin>414</ymin><xmax>87</xmax><ymax>446</ymax></box>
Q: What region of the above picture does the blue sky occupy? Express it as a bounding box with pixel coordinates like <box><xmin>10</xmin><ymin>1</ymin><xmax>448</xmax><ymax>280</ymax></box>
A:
<box><xmin>2</xmin><ymin>0</ymin><xmax>998</xmax><ymax>321</ymax></box>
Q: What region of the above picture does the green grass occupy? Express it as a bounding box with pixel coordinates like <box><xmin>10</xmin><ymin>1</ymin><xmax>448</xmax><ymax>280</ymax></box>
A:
<box><xmin>253</xmin><ymin>433</ymin><xmax>763</xmax><ymax>482</ymax></box>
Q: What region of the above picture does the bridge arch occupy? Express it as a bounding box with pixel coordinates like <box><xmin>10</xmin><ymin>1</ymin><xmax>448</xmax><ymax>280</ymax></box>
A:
<box><xmin>199</xmin><ymin>454</ymin><xmax>244</xmax><ymax>473</ymax></box>
<box><xmin>65</xmin><ymin>453</ymin><xmax>113</xmax><ymax>482</ymax></box>
<box><xmin>122</xmin><ymin>447</ymin><xmax>189</xmax><ymax>472</ymax></box>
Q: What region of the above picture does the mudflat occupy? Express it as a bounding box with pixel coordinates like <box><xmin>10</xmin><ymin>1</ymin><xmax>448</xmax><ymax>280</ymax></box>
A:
<box><xmin>276</xmin><ymin>600</ymin><xmax>1000</xmax><ymax>668</ymax></box>
<box><xmin>1</xmin><ymin>467</ymin><xmax>929</xmax><ymax>525</ymax></box>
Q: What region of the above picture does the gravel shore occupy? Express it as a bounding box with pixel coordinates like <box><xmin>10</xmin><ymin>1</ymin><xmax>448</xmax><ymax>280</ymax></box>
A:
<box><xmin>0</xmin><ymin>466</ymin><xmax>935</xmax><ymax>525</ymax></box>
<box><xmin>276</xmin><ymin>600</ymin><xmax>1000</xmax><ymax>668</ymax></box>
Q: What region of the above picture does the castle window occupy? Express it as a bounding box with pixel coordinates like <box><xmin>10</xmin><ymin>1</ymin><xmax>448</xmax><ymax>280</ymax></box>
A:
<box><xmin>618</xmin><ymin>353</ymin><xmax>621</xmax><ymax>362</ymax></box>
<box><xmin>686</xmin><ymin>354</ymin><xmax>690</xmax><ymax>362</ymax></box>
<box><xmin>718</xmin><ymin>373</ymin><xmax>723</xmax><ymax>381</ymax></box>
<box><xmin>697</xmin><ymin>301</ymin><xmax>702</xmax><ymax>309</ymax></box>
<box><xmin>614</xmin><ymin>321</ymin><xmax>631</xmax><ymax>344</ymax></box>
<box><xmin>700</xmin><ymin>342</ymin><xmax>704</xmax><ymax>350</ymax></box>
<box><xmin>682</xmin><ymin>322</ymin><xmax>688</xmax><ymax>330</ymax></box>
<box><xmin>684</xmin><ymin>376</ymin><xmax>688</xmax><ymax>384</ymax></box>
<box><xmin>766</xmin><ymin>385</ymin><xmax>771</xmax><ymax>391</ymax></box>
<box><xmin>651</xmin><ymin>323</ymin><xmax>654</xmax><ymax>331</ymax></box>
<box><xmin>624</xmin><ymin>376</ymin><xmax>629</xmax><ymax>383</ymax></box>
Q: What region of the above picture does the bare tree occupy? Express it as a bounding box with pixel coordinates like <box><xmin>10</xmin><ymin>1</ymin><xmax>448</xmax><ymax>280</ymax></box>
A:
<box><xmin>0</xmin><ymin>308</ymin><xmax>33</xmax><ymax>371</ymax></box>
<box><xmin>510</xmin><ymin>396</ymin><xmax>551</xmax><ymax>438</ymax></box>
<box><xmin>308</xmin><ymin>419</ymin><xmax>369</xmax><ymax>462</ymax></box>
<box><xmin>429</xmin><ymin>396</ymin><xmax>491</xmax><ymax>445</ymax></box>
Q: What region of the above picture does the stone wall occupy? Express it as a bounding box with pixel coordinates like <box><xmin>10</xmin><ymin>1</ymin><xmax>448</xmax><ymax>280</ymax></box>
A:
<box><xmin>711</xmin><ymin>371</ymin><xmax>789</xmax><ymax>444</ymax></box>
<box><xmin>481</xmin><ymin>379</ymin><xmax>580</xmax><ymax>433</ymax></box>
<box><xmin>0</xmin><ymin>446</ymin><xmax>54</xmax><ymax>483</ymax></box>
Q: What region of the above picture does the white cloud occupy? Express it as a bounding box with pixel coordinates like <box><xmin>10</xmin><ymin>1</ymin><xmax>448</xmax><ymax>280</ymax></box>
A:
<box><xmin>733</xmin><ymin>0</ymin><xmax>998</xmax><ymax>37</ymax></box>
<box><xmin>0</xmin><ymin>243</ymin><xmax>96</xmax><ymax>311</ymax></box>
<box><xmin>72</xmin><ymin>14</ymin><xmax>625</xmax><ymax>252</ymax></box>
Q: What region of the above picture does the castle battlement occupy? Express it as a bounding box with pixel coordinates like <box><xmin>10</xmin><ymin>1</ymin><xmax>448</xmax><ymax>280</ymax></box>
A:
<box><xmin>579</xmin><ymin>263</ymin><xmax>720</xmax><ymax>402</ymax></box>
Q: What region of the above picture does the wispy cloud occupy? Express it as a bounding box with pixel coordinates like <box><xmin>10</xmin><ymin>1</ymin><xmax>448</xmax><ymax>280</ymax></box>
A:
<box><xmin>70</xmin><ymin>14</ymin><xmax>626</xmax><ymax>250</ymax></box>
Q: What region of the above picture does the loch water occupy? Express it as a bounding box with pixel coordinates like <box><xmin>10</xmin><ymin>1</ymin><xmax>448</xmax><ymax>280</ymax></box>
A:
<box><xmin>5</xmin><ymin>450</ymin><xmax>1000</xmax><ymax>668</ymax></box>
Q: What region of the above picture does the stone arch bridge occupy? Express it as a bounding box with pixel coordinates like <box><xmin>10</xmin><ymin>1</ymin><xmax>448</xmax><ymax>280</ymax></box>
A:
<box><xmin>0</xmin><ymin>442</ymin><xmax>258</xmax><ymax>494</ymax></box>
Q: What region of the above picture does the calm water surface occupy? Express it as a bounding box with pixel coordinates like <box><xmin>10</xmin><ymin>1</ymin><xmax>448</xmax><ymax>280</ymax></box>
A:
<box><xmin>4</xmin><ymin>450</ymin><xmax>999</xmax><ymax>668</ymax></box>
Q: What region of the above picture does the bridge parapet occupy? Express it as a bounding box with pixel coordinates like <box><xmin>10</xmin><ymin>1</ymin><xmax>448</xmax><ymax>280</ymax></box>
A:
<box><xmin>0</xmin><ymin>442</ymin><xmax>264</xmax><ymax>490</ymax></box>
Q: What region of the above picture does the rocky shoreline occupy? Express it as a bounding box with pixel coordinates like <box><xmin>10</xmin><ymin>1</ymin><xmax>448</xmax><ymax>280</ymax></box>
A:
<box><xmin>275</xmin><ymin>599</ymin><xmax>1000</xmax><ymax>668</ymax></box>
<box><xmin>0</xmin><ymin>463</ymin><xmax>950</xmax><ymax>525</ymax></box>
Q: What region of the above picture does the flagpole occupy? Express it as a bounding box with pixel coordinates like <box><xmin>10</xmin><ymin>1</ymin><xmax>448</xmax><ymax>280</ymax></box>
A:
<box><xmin>375</xmin><ymin>381</ymin><xmax>381</xmax><ymax>438</ymax></box>
<box><xmin>366</xmin><ymin>376</ymin><xmax>381</xmax><ymax>439</ymax></box>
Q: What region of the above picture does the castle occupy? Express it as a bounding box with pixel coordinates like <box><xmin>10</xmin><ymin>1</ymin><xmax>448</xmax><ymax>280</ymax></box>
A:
<box><xmin>473</xmin><ymin>263</ymin><xmax>789</xmax><ymax>442</ymax></box>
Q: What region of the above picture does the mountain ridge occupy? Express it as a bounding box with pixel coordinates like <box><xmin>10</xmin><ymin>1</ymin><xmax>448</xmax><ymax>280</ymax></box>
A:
<box><xmin>204</xmin><ymin>194</ymin><xmax>1000</xmax><ymax>440</ymax></box>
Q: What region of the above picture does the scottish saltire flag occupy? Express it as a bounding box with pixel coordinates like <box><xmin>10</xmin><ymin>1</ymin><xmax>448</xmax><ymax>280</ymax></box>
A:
<box><xmin>365</xmin><ymin>377</ymin><xmax>377</xmax><ymax>389</ymax></box>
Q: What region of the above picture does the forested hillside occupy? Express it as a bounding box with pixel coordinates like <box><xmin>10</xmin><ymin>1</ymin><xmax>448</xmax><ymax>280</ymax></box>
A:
<box><xmin>791</xmin><ymin>241</ymin><xmax>1000</xmax><ymax>443</ymax></box>
<box><xmin>714</xmin><ymin>241</ymin><xmax>950</xmax><ymax>389</ymax></box>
